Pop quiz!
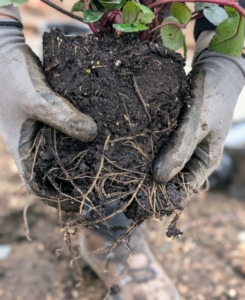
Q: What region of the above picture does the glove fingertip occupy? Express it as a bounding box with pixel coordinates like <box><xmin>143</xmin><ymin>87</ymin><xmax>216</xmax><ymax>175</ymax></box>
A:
<box><xmin>70</xmin><ymin>116</ymin><xmax>98</xmax><ymax>142</ymax></box>
<box><xmin>152</xmin><ymin>158</ymin><xmax>177</xmax><ymax>183</ymax></box>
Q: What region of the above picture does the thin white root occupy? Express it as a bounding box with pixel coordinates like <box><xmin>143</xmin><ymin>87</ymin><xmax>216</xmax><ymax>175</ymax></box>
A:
<box><xmin>23</xmin><ymin>203</ymin><xmax>33</xmax><ymax>242</ymax></box>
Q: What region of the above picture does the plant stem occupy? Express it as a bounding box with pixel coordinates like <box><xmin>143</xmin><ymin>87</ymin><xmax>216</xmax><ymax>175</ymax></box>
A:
<box><xmin>40</xmin><ymin>0</ymin><xmax>84</xmax><ymax>22</ymax></box>
<box><xmin>149</xmin><ymin>21</ymin><xmax>182</xmax><ymax>35</ymax></box>
<box><xmin>154</xmin><ymin>4</ymin><xmax>168</xmax><ymax>15</ymax></box>
<box><xmin>84</xmin><ymin>0</ymin><xmax>99</xmax><ymax>35</ymax></box>
<box><xmin>84</xmin><ymin>0</ymin><xmax>89</xmax><ymax>10</ymax></box>
<box><xmin>88</xmin><ymin>23</ymin><xmax>99</xmax><ymax>35</ymax></box>
<box><xmin>149</xmin><ymin>0</ymin><xmax>245</xmax><ymax>18</ymax></box>
<box><xmin>140</xmin><ymin>31</ymin><xmax>147</xmax><ymax>40</ymax></box>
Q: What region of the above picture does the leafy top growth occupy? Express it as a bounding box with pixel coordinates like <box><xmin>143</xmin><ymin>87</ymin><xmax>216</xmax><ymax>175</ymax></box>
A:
<box><xmin>2</xmin><ymin>0</ymin><xmax>245</xmax><ymax>56</ymax></box>
<box><xmin>72</xmin><ymin>0</ymin><xmax>245</xmax><ymax>56</ymax></box>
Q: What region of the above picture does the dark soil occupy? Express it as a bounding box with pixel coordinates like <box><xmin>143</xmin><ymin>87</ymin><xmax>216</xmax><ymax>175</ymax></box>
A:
<box><xmin>110</xmin><ymin>284</ymin><xmax>121</xmax><ymax>295</ymax></box>
<box><xmin>32</xmin><ymin>29</ymin><xmax>193</xmax><ymax>230</ymax></box>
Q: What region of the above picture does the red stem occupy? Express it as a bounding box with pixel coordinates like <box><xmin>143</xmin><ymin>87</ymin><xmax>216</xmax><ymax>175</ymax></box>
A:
<box><xmin>84</xmin><ymin>0</ymin><xmax>99</xmax><ymax>35</ymax></box>
<box><xmin>148</xmin><ymin>13</ymin><xmax>159</xmax><ymax>41</ymax></box>
<box><xmin>88</xmin><ymin>23</ymin><xmax>99</xmax><ymax>35</ymax></box>
<box><xmin>84</xmin><ymin>0</ymin><xmax>89</xmax><ymax>10</ymax></box>
<box><xmin>140</xmin><ymin>31</ymin><xmax>148</xmax><ymax>40</ymax></box>
<box><xmin>149</xmin><ymin>0</ymin><xmax>245</xmax><ymax>18</ymax></box>
<box><xmin>149</xmin><ymin>21</ymin><xmax>182</xmax><ymax>34</ymax></box>
<box><xmin>154</xmin><ymin>4</ymin><xmax>167</xmax><ymax>15</ymax></box>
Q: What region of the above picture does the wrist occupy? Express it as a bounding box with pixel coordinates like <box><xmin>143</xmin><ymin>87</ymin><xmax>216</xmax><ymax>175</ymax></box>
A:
<box><xmin>0</xmin><ymin>14</ymin><xmax>15</xmax><ymax>20</ymax></box>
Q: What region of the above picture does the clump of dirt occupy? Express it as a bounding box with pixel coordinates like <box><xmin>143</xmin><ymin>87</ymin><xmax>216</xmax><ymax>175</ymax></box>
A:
<box><xmin>32</xmin><ymin>29</ymin><xmax>193</xmax><ymax>234</ymax></box>
<box><xmin>110</xmin><ymin>284</ymin><xmax>121</xmax><ymax>295</ymax></box>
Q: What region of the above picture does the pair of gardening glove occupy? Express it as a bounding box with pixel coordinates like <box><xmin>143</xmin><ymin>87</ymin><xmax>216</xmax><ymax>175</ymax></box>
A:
<box><xmin>1</xmin><ymin>5</ymin><xmax>245</xmax><ymax>200</ymax></box>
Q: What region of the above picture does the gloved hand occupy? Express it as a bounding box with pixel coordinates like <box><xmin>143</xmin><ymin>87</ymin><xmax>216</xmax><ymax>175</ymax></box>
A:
<box><xmin>0</xmin><ymin>6</ymin><xmax>97</xmax><ymax>197</ymax></box>
<box><xmin>152</xmin><ymin>31</ymin><xmax>245</xmax><ymax>194</ymax></box>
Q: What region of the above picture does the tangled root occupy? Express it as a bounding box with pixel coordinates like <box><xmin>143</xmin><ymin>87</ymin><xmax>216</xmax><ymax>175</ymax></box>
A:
<box><xmin>26</xmin><ymin>124</ymin><xmax>194</xmax><ymax>246</ymax></box>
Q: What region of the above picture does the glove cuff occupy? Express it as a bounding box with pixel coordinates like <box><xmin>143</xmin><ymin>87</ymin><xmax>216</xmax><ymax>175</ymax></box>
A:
<box><xmin>0</xmin><ymin>5</ymin><xmax>21</xmax><ymax>23</ymax></box>
<box><xmin>0</xmin><ymin>20</ymin><xmax>22</xmax><ymax>29</ymax></box>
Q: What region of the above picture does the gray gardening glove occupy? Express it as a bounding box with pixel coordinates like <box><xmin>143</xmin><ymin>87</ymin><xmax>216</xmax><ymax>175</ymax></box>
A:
<box><xmin>152</xmin><ymin>31</ymin><xmax>245</xmax><ymax>194</ymax></box>
<box><xmin>0</xmin><ymin>7</ymin><xmax>97</xmax><ymax>197</ymax></box>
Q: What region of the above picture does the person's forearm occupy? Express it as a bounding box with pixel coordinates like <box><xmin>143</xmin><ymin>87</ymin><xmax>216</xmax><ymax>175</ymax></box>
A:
<box><xmin>0</xmin><ymin>15</ymin><xmax>15</xmax><ymax>19</ymax></box>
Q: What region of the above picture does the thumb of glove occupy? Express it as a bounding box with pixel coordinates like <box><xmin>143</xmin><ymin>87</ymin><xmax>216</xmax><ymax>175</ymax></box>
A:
<box><xmin>152</xmin><ymin>67</ymin><xmax>205</xmax><ymax>183</ymax></box>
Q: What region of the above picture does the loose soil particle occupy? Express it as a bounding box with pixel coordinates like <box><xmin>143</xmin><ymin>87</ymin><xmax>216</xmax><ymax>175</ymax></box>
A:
<box><xmin>32</xmin><ymin>29</ymin><xmax>193</xmax><ymax>233</ymax></box>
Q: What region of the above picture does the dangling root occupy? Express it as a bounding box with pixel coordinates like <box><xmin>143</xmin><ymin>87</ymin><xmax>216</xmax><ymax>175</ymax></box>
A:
<box><xmin>79</xmin><ymin>134</ymin><xmax>111</xmax><ymax>214</ymax></box>
<box><xmin>29</xmin><ymin>123</ymin><xmax>193</xmax><ymax>248</ymax></box>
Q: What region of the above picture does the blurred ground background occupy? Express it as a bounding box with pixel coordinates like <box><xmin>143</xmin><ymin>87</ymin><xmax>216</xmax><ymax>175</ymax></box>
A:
<box><xmin>1</xmin><ymin>1</ymin><xmax>245</xmax><ymax>299</ymax></box>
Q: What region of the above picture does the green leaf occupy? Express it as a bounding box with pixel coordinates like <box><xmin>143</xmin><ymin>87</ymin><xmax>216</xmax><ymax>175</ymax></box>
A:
<box><xmin>122</xmin><ymin>1</ymin><xmax>140</xmax><ymax>23</ymax></box>
<box><xmin>113</xmin><ymin>23</ymin><xmax>147</xmax><ymax>32</ymax></box>
<box><xmin>203</xmin><ymin>6</ymin><xmax>228</xmax><ymax>26</ymax></box>
<box><xmin>208</xmin><ymin>7</ymin><xmax>244</xmax><ymax>56</ymax></box>
<box><xmin>122</xmin><ymin>1</ymin><xmax>154</xmax><ymax>25</ymax></box>
<box><xmin>136</xmin><ymin>10</ymin><xmax>154</xmax><ymax>25</ymax></box>
<box><xmin>135</xmin><ymin>4</ymin><xmax>154</xmax><ymax>25</ymax></box>
<box><xmin>170</xmin><ymin>3</ymin><xmax>191</xmax><ymax>25</ymax></box>
<box><xmin>225</xmin><ymin>5</ymin><xmax>238</xmax><ymax>17</ymax></box>
<box><xmin>99</xmin><ymin>0</ymin><xmax>126</xmax><ymax>10</ymax></box>
<box><xmin>161</xmin><ymin>23</ymin><xmax>183</xmax><ymax>51</ymax></box>
<box><xmin>195</xmin><ymin>3</ymin><xmax>231</xmax><ymax>27</ymax></box>
<box><xmin>83</xmin><ymin>10</ymin><xmax>103</xmax><ymax>22</ymax></box>
<box><xmin>0</xmin><ymin>0</ymin><xmax>27</xmax><ymax>6</ymax></box>
<box><xmin>71</xmin><ymin>0</ymin><xmax>84</xmax><ymax>12</ymax></box>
